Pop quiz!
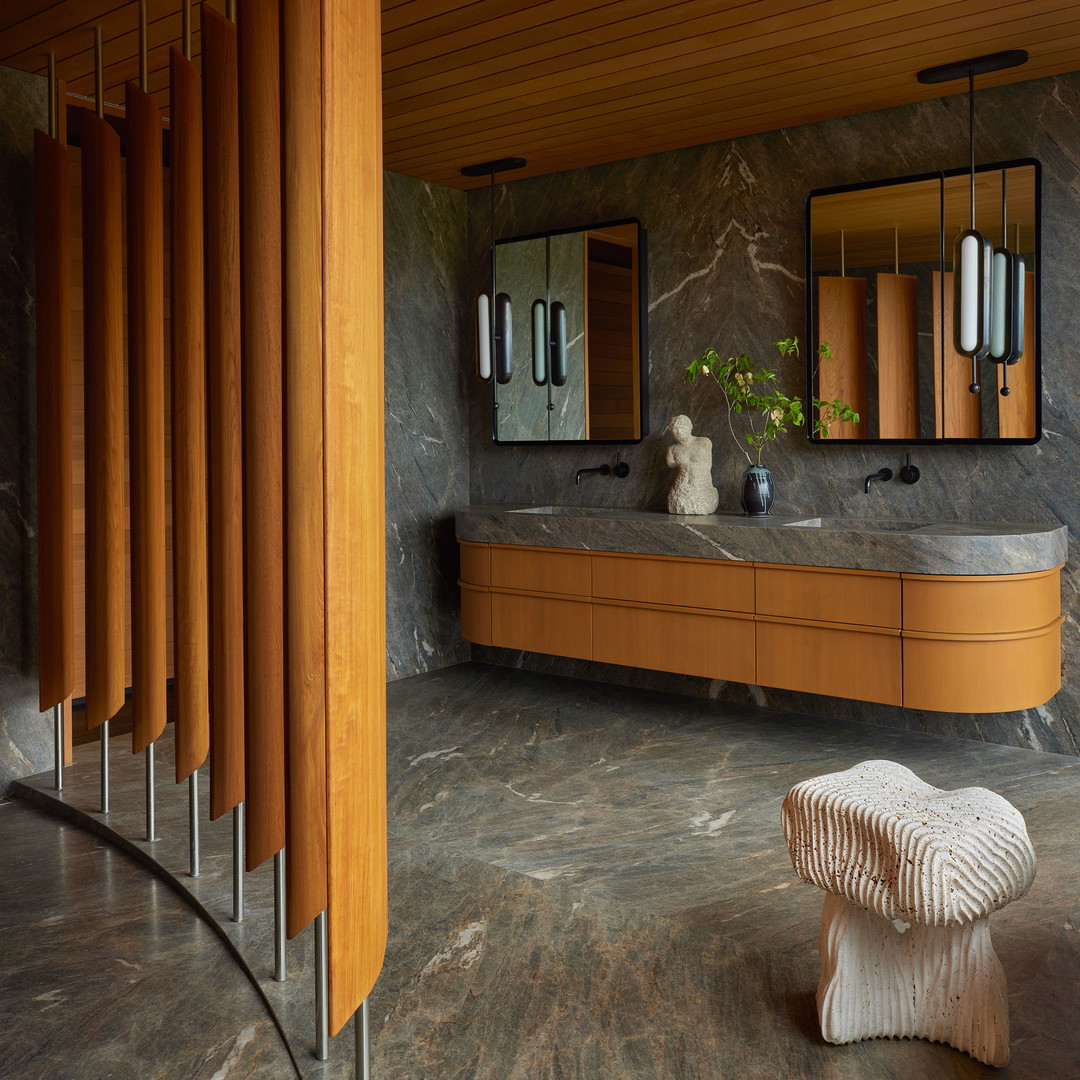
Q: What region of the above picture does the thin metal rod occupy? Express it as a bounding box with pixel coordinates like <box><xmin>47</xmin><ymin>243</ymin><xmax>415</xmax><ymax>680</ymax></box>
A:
<box><xmin>47</xmin><ymin>52</ymin><xmax>56</xmax><ymax>138</ymax></box>
<box><xmin>226</xmin><ymin>0</ymin><xmax>236</xmax><ymax>22</ymax></box>
<box><xmin>139</xmin><ymin>0</ymin><xmax>148</xmax><ymax>91</ymax></box>
<box><xmin>1001</xmin><ymin>169</ymin><xmax>1008</xmax><ymax>245</ymax></box>
<box><xmin>354</xmin><ymin>999</ymin><xmax>371</xmax><ymax>1080</ymax></box>
<box><xmin>99</xmin><ymin>718</ymin><xmax>110</xmax><ymax>813</ymax></box>
<box><xmin>893</xmin><ymin>227</ymin><xmax>899</xmax><ymax>274</ymax></box>
<box><xmin>182</xmin><ymin>0</ymin><xmax>192</xmax><ymax>61</ymax></box>
<box><xmin>94</xmin><ymin>27</ymin><xmax>103</xmax><ymax>119</ymax></box>
<box><xmin>232</xmin><ymin>802</ymin><xmax>245</xmax><ymax>922</ymax></box>
<box><xmin>274</xmin><ymin>850</ymin><xmax>286</xmax><ymax>982</ymax></box>
<box><xmin>53</xmin><ymin>702</ymin><xmax>63</xmax><ymax>790</ymax></box>
<box><xmin>315</xmin><ymin>911</ymin><xmax>330</xmax><ymax>1060</ymax></box>
<box><xmin>189</xmin><ymin>771</ymin><xmax>200</xmax><ymax>877</ymax></box>
<box><xmin>839</xmin><ymin>230</ymin><xmax>845</xmax><ymax>277</ymax></box>
<box><xmin>145</xmin><ymin>743</ymin><xmax>157</xmax><ymax>840</ymax></box>
<box><xmin>968</xmin><ymin>70</ymin><xmax>976</xmax><ymax>230</ymax></box>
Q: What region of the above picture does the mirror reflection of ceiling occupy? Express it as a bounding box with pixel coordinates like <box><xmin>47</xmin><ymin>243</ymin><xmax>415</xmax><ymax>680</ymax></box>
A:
<box><xmin>4</xmin><ymin>1</ymin><xmax>1080</xmax><ymax>190</ymax></box>
<box><xmin>811</xmin><ymin>171</ymin><xmax>1038</xmax><ymax>270</ymax></box>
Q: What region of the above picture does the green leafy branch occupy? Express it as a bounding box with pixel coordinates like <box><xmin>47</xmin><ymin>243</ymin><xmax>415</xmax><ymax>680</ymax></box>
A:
<box><xmin>685</xmin><ymin>337</ymin><xmax>859</xmax><ymax>466</ymax></box>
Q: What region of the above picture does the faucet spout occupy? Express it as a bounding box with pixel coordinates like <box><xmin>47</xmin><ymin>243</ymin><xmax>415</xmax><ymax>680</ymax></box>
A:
<box><xmin>575</xmin><ymin>464</ymin><xmax>611</xmax><ymax>485</ymax></box>
<box><xmin>864</xmin><ymin>467</ymin><xmax>893</xmax><ymax>494</ymax></box>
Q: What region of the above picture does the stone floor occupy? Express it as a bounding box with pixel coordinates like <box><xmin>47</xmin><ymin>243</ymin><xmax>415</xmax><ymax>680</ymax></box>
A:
<box><xmin>8</xmin><ymin>661</ymin><xmax>1080</xmax><ymax>1078</ymax></box>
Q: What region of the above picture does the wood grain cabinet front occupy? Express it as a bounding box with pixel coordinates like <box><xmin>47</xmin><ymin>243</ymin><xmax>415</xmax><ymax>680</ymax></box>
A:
<box><xmin>456</xmin><ymin>541</ymin><xmax>1063</xmax><ymax>714</ymax></box>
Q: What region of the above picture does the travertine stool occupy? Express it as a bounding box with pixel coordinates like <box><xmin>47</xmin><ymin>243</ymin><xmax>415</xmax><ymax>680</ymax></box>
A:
<box><xmin>782</xmin><ymin>760</ymin><xmax>1036</xmax><ymax>1067</ymax></box>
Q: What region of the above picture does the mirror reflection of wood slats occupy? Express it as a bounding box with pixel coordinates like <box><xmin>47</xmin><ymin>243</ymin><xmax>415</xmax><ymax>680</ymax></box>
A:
<box><xmin>35</xmin><ymin>0</ymin><xmax>386</xmax><ymax>1044</ymax></box>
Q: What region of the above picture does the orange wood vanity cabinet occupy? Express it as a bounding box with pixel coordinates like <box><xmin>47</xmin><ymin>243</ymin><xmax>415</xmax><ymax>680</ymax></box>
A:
<box><xmin>457</xmin><ymin>541</ymin><xmax>1063</xmax><ymax>714</ymax></box>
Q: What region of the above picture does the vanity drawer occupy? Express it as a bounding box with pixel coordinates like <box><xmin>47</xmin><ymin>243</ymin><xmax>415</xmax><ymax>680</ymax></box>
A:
<box><xmin>903</xmin><ymin>619</ymin><xmax>1063</xmax><ymax>713</ymax></box>
<box><xmin>902</xmin><ymin>567</ymin><xmax>1061</xmax><ymax>634</ymax></box>
<box><xmin>756</xmin><ymin>564</ymin><xmax>901</xmax><ymax>629</ymax></box>
<box><xmin>756</xmin><ymin>616</ymin><xmax>902</xmax><ymax>706</ymax></box>
<box><xmin>591</xmin><ymin>552</ymin><xmax>754</xmax><ymax>613</ymax></box>
<box><xmin>593</xmin><ymin>600</ymin><xmax>755</xmax><ymax>682</ymax></box>
<box><xmin>459</xmin><ymin>582</ymin><xmax>491</xmax><ymax>646</ymax></box>
<box><xmin>490</xmin><ymin>590</ymin><xmax>592</xmax><ymax>660</ymax></box>
<box><xmin>490</xmin><ymin>545</ymin><xmax>591</xmax><ymax>596</ymax></box>
<box><xmin>458</xmin><ymin>541</ymin><xmax>491</xmax><ymax>587</ymax></box>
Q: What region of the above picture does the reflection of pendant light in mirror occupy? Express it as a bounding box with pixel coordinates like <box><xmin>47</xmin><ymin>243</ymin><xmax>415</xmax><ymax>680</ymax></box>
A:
<box><xmin>991</xmin><ymin>170</ymin><xmax>1025</xmax><ymax>396</ymax></box>
<box><xmin>917</xmin><ymin>50</ymin><xmax>1028</xmax><ymax>395</ymax></box>
<box><xmin>460</xmin><ymin>157</ymin><xmax>527</xmax><ymax>384</ymax></box>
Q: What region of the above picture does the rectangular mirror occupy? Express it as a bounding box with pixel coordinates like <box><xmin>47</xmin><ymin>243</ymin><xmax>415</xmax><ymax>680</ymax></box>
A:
<box><xmin>490</xmin><ymin>219</ymin><xmax>648</xmax><ymax>444</ymax></box>
<box><xmin>806</xmin><ymin>159</ymin><xmax>1040</xmax><ymax>443</ymax></box>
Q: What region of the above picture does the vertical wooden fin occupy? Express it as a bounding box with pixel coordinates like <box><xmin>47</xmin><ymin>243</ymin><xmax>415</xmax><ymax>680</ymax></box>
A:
<box><xmin>239</xmin><ymin>0</ymin><xmax>285</xmax><ymax>871</ymax></box>
<box><xmin>126</xmin><ymin>81</ymin><xmax>168</xmax><ymax>754</ymax></box>
<box><xmin>933</xmin><ymin>270</ymin><xmax>982</xmax><ymax>438</ymax></box>
<box><xmin>876</xmin><ymin>272</ymin><xmax>920</xmax><ymax>440</ymax></box>
<box><xmin>35</xmin><ymin>128</ymin><xmax>74</xmax><ymax>713</ymax></box>
<box><xmin>816</xmin><ymin>276</ymin><xmax>867</xmax><ymax>439</ymax></box>
<box><xmin>996</xmin><ymin>272</ymin><xmax>1037</xmax><ymax>438</ymax></box>
<box><xmin>203</xmin><ymin>5</ymin><xmax>245</xmax><ymax>819</ymax></box>
<box><xmin>170</xmin><ymin>47</ymin><xmax>210</xmax><ymax>783</ymax></box>
<box><xmin>323</xmin><ymin>0</ymin><xmax>388</xmax><ymax>1034</ymax></box>
<box><xmin>79</xmin><ymin>110</ymin><xmax>126</xmax><ymax>730</ymax></box>
<box><xmin>282</xmin><ymin>0</ymin><xmax>327</xmax><ymax>937</ymax></box>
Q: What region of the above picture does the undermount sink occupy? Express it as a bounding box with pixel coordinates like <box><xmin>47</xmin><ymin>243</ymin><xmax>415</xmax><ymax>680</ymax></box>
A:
<box><xmin>507</xmin><ymin>505</ymin><xmax>618</xmax><ymax>517</ymax></box>
<box><xmin>784</xmin><ymin>517</ymin><xmax>1024</xmax><ymax>535</ymax></box>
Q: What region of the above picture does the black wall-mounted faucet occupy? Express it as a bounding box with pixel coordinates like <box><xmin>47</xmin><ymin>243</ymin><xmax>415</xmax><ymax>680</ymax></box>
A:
<box><xmin>575</xmin><ymin>454</ymin><xmax>630</xmax><ymax>485</ymax></box>
<box><xmin>864</xmin><ymin>468</ymin><xmax>892</xmax><ymax>494</ymax></box>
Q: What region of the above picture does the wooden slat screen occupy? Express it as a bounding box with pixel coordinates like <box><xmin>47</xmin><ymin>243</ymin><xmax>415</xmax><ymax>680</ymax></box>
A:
<box><xmin>875</xmin><ymin>272</ymin><xmax>920</xmax><ymax>440</ymax></box>
<box><xmin>816</xmin><ymin>276</ymin><xmax>868</xmax><ymax>440</ymax></box>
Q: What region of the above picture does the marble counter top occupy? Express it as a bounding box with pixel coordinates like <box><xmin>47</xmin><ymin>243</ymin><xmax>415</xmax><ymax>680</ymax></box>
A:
<box><xmin>455</xmin><ymin>505</ymin><xmax>1068</xmax><ymax>576</ymax></box>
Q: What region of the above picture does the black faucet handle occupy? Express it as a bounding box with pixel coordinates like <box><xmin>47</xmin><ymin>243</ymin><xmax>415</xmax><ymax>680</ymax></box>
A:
<box><xmin>899</xmin><ymin>454</ymin><xmax>920</xmax><ymax>485</ymax></box>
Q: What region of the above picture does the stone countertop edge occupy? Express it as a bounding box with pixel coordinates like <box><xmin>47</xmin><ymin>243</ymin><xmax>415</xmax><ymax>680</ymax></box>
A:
<box><xmin>454</xmin><ymin>506</ymin><xmax>1069</xmax><ymax>577</ymax></box>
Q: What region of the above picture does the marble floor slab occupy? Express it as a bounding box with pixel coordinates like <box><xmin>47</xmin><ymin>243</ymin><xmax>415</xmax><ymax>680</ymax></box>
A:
<box><xmin>10</xmin><ymin>661</ymin><xmax>1080</xmax><ymax>1078</ymax></box>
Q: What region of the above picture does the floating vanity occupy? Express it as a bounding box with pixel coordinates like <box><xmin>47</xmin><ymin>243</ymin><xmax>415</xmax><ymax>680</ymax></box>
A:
<box><xmin>456</xmin><ymin>506</ymin><xmax>1067</xmax><ymax>714</ymax></box>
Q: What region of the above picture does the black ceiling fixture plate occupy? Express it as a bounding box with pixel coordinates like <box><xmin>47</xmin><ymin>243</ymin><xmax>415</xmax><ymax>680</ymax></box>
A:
<box><xmin>917</xmin><ymin>50</ymin><xmax>1029</xmax><ymax>84</ymax></box>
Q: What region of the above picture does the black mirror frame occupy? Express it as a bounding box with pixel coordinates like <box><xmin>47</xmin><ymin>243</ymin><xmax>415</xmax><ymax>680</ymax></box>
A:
<box><xmin>804</xmin><ymin>158</ymin><xmax>1041</xmax><ymax>446</ymax></box>
<box><xmin>491</xmin><ymin>217</ymin><xmax>649</xmax><ymax>446</ymax></box>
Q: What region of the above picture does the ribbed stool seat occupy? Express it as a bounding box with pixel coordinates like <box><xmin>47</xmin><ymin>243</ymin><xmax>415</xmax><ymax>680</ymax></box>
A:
<box><xmin>782</xmin><ymin>760</ymin><xmax>1036</xmax><ymax>1067</ymax></box>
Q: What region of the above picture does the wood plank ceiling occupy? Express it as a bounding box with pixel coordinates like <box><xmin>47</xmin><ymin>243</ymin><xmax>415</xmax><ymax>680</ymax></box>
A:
<box><xmin>3</xmin><ymin>0</ymin><xmax>1080</xmax><ymax>190</ymax></box>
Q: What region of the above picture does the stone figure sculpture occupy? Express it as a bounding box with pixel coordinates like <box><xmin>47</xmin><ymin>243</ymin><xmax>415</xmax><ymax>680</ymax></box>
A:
<box><xmin>782</xmin><ymin>760</ymin><xmax>1036</xmax><ymax>1067</ymax></box>
<box><xmin>665</xmin><ymin>414</ymin><xmax>718</xmax><ymax>515</ymax></box>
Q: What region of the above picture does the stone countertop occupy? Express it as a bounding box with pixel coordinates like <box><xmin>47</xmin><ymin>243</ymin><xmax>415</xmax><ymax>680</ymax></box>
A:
<box><xmin>455</xmin><ymin>505</ymin><xmax>1069</xmax><ymax>576</ymax></box>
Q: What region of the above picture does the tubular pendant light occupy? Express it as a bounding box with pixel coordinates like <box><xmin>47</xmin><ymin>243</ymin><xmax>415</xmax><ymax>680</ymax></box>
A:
<box><xmin>550</xmin><ymin>301</ymin><xmax>568</xmax><ymax>386</ymax></box>
<box><xmin>460</xmin><ymin>157</ymin><xmax>525</xmax><ymax>385</ymax></box>
<box><xmin>917</xmin><ymin>50</ymin><xmax>1028</xmax><ymax>394</ymax></box>
<box><xmin>991</xmin><ymin>171</ymin><xmax>1025</xmax><ymax>396</ymax></box>
<box><xmin>531</xmin><ymin>299</ymin><xmax>547</xmax><ymax>384</ymax></box>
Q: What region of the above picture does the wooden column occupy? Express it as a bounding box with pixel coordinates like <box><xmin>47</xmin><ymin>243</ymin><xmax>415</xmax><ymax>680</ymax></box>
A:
<box><xmin>170</xmin><ymin>46</ymin><xmax>210</xmax><ymax>783</ymax></box>
<box><xmin>35</xmin><ymin>125</ymin><xmax>74</xmax><ymax>714</ymax></box>
<box><xmin>876</xmin><ymin>272</ymin><xmax>920</xmax><ymax>439</ymax></box>
<box><xmin>79</xmin><ymin>109</ymin><xmax>126</xmax><ymax>731</ymax></box>
<box><xmin>125</xmin><ymin>81</ymin><xmax>167</xmax><ymax>754</ymax></box>
<box><xmin>239</xmin><ymin>0</ymin><xmax>285</xmax><ymax>871</ymax></box>
<box><xmin>322</xmin><ymin>0</ymin><xmax>388</xmax><ymax>1034</ymax></box>
<box><xmin>997</xmin><ymin>272</ymin><xmax>1037</xmax><ymax>438</ymax></box>
<box><xmin>933</xmin><ymin>270</ymin><xmax>981</xmax><ymax>438</ymax></box>
<box><xmin>282</xmin><ymin>0</ymin><xmax>327</xmax><ymax>939</ymax></box>
<box><xmin>203</xmin><ymin>6</ymin><xmax>245</xmax><ymax>820</ymax></box>
<box><xmin>816</xmin><ymin>276</ymin><xmax>867</xmax><ymax>439</ymax></box>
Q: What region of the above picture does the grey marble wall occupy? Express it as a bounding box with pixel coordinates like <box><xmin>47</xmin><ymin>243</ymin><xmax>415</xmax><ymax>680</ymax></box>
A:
<box><xmin>466</xmin><ymin>71</ymin><xmax>1080</xmax><ymax>756</ymax></box>
<box><xmin>0</xmin><ymin>66</ymin><xmax>49</xmax><ymax>793</ymax></box>
<box><xmin>384</xmin><ymin>171</ymin><xmax>472</xmax><ymax>679</ymax></box>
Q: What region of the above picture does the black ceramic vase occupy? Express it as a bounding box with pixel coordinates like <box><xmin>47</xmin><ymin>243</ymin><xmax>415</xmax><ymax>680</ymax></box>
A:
<box><xmin>741</xmin><ymin>464</ymin><xmax>774</xmax><ymax>516</ymax></box>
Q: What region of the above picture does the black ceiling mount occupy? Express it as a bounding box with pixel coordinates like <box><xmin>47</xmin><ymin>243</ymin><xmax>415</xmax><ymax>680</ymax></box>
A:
<box><xmin>917</xmin><ymin>49</ymin><xmax>1029</xmax><ymax>85</ymax></box>
<box><xmin>460</xmin><ymin>157</ymin><xmax>527</xmax><ymax>177</ymax></box>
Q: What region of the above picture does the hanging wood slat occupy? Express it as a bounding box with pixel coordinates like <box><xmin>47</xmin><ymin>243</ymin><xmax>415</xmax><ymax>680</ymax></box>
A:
<box><xmin>876</xmin><ymin>272</ymin><xmax>920</xmax><ymax>440</ymax></box>
<box><xmin>239</xmin><ymin>0</ymin><xmax>285</xmax><ymax>871</ymax></box>
<box><xmin>933</xmin><ymin>270</ymin><xmax>982</xmax><ymax>438</ymax></box>
<box><xmin>816</xmin><ymin>276</ymin><xmax>867</xmax><ymax>440</ymax></box>
<box><xmin>79</xmin><ymin>108</ymin><xmax>126</xmax><ymax>731</ymax></box>
<box><xmin>203</xmin><ymin>4</ymin><xmax>245</xmax><ymax>820</ymax></box>
<box><xmin>997</xmin><ymin>272</ymin><xmax>1037</xmax><ymax>438</ymax></box>
<box><xmin>126</xmin><ymin>79</ymin><xmax>168</xmax><ymax>755</ymax></box>
<box><xmin>323</xmin><ymin>0</ymin><xmax>388</xmax><ymax>1036</ymax></box>
<box><xmin>35</xmin><ymin>126</ymin><xmax>75</xmax><ymax>714</ymax></box>
<box><xmin>169</xmin><ymin>45</ymin><xmax>210</xmax><ymax>783</ymax></box>
<box><xmin>282</xmin><ymin>0</ymin><xmax>327</xmax><ymax>939</ymax></box>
